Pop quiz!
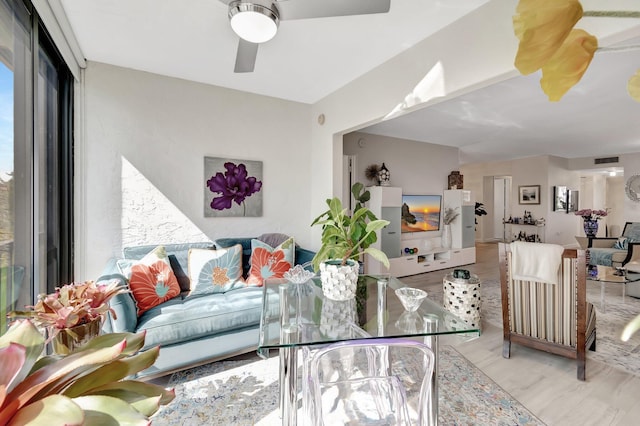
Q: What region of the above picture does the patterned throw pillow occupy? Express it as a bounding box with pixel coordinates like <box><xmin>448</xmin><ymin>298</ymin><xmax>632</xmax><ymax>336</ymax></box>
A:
<box><xmin>187</xmin><ymin>245</ymin><xmax>244</xmax><ymax>297</ymax></box>
<box><xmin>614</xmin><ymin>237</ymin><xmax>629</xmax><ymax>250</ymax></box>
<box><xmin>117</xmin><ymin>246</ymin><xmax>181</xmax><ymax>316</ymax></box>
<box><xmin>246</xmin><ymin>237</ymin><xmax>295</xmax><ymax>286</ymax></box>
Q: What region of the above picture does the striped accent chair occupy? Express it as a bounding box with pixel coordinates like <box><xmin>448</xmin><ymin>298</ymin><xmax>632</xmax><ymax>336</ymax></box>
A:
<box><xmin>498</xmin><ymin>243</ymin><xmax>597</xmax><ymax>381</ymax></box>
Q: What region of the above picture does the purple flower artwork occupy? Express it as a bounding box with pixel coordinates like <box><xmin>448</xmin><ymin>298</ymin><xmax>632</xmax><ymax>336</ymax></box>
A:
<box><xmin>204</xmin><ymin>157</ymin><xmax>263</xmax><ymax>217</ymax></box>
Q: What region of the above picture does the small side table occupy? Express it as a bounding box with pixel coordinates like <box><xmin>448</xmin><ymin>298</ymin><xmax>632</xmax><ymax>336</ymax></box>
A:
<box><xmin>443</xmin><ymin>273</ymin><xmax>481</xmax><ymax>329</ymax></box>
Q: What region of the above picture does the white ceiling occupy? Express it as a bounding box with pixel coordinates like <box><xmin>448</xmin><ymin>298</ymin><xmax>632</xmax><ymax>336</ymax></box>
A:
<box><xmin>59</xmin><ymin>0</ymin><xmax>488</xmax><ymax>104</ymax></box>
<box><xmin>58</xmin><ymin>0</ymin><xmax>640</xmax><ymax>165</ymax></box>
<box><xmin>362</xmin><ymin>36</ymin><xmax>640</xmax><ymax>165</ymax></box>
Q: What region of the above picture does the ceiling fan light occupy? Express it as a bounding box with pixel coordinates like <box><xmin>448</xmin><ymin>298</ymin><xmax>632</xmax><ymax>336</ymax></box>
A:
<box><xmin>229</xmin><ymin>2</ymin><xmax>279</xmax><ymax>44</ymax></box>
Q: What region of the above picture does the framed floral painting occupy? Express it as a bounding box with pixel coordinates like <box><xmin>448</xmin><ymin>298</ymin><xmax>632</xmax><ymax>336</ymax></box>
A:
<box><xmin>204</xmin><ymin>157</ymin><xmax>263</xmax><ymax>217</ymax></box>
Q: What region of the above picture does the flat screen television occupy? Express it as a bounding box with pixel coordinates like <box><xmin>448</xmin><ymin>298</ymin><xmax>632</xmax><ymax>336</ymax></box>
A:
<box><xmin>401</xmin><ymin>194</ymin><xmax>442</xmax><ymax>233</ymax></box>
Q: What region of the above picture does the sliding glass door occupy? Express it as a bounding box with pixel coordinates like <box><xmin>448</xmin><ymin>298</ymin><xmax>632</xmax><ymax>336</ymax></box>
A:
<box><xmin>0</xmin><ymin>0</ymin><xmax>73</xmax><ymax>335</ymax></box>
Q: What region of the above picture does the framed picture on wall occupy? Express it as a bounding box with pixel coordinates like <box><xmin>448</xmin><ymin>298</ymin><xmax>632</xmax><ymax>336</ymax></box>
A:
<box><xmin>553</xmin><ymin>186</ymin><xmax>568</xmax><ymax>211</ymax></box>
<box><xmin>204</xmin><ymin>157</ymin><xmax>263</xmax><ymax>217</ymax></box>
<box><xmin>519</xmin><ymin>185</ymin><xmax>541</xmax><ymax>205</ymax></box>
<box><xmin>567</xmin><ymin>190</ymin><xmax>579</xmax><ymax>212</ymax></box>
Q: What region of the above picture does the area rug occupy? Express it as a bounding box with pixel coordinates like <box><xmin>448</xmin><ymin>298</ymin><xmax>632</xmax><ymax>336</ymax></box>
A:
<box><xmin>427</xmin><ymin>277</ymin><xmax>640</xmax><ymax>377</ymax></box>
<box><xmin>152</xmin><ymin>345</ymin><xmax>543</xmax><ymax>425</ymax></box>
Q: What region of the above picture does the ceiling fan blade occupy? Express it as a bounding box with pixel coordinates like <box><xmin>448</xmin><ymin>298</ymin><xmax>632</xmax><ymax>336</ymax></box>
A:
<box><xmin>234</xmin><ymin>39</ymin><xmax>259</xmax><ymax>73</ymax></box>
<box><xmin>276</xmin><ymin>0</ymin><xmax>390</xmax><ymax>20</ymax></box>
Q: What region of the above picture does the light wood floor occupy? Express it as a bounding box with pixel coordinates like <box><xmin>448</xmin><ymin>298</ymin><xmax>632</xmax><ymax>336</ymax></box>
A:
<box><xmin>402</xmin><ymin>242</ymin><xmax>640</xmax><ymax>426</ymax></box>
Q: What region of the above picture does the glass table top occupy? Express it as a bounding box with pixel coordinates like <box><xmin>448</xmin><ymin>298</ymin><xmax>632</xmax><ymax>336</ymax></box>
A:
<box><xmin>589</xmin><ymin>266</ymin><xmax>640</xmax><ymax>283</ymax></box>
<box><xmin>258</xmin><ymin>275</ymin><xmax>480</xmax><ymax>358</ymax></box>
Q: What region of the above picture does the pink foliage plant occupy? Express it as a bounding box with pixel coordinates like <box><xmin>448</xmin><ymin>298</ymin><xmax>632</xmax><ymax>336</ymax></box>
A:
<box><xmin>8</xmin><ymin>280</ymin><xmax>127</xmax><ymax>342</ymax></box>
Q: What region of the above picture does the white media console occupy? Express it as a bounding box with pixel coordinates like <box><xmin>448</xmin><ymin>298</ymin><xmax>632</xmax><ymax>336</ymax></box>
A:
<box><xmin>366</xmin><ymin>187</ymin><xmax>476</xmax><ymax>278</ymax></box>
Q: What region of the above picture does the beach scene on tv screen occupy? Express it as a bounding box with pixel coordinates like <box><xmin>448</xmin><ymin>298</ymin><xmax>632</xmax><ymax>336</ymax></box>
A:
<box><xmin>401</xmin><ymin>195</ymin><xmax>441</xmax><ymax>232</ymax></box>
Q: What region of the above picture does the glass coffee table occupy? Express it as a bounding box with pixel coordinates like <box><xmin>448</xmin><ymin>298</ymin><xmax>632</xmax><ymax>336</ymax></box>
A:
<box><xmin>589</xmin><ymin>266</ymin><xmax>640</xmax><ymax>313</ymax></box>
<box><xmin>258</xmin><ymin>275</ymin><xmax>481</xmax><ymax>426</ymax></box>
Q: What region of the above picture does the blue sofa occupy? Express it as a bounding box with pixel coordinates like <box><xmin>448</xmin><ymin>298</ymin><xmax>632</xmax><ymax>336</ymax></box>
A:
<box><xmin>98</xmin><ymin>238</ymin><xmax>315</xmax><ymax>380</ymax></box>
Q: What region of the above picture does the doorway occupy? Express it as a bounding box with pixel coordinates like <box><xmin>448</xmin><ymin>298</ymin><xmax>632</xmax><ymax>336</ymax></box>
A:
<box><xmin>482</xmin><ymin>176</ymin><xmax>512</xmax><ymax>242</ymax></box>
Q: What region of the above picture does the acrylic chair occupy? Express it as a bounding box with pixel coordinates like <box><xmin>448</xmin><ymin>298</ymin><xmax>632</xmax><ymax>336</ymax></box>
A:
<box><xmin>498</xmin><ymin>242</ymin><xmax>597</xmax><ymax>380</ymax></box>
<box><xmin>304</xmin><ymin>338</ymin><xmax>435</xmax><ymax>426</ymax></box>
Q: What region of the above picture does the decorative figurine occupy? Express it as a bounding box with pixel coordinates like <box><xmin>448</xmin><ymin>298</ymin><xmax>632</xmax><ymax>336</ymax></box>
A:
<box><xmin>378</xmin><ymin>163</ymin><xmax>391</xmax><ymax>186</ymax></box>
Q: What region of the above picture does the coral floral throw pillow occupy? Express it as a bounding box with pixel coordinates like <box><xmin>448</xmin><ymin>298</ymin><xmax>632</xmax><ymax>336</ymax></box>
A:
<box><xmin>118</xmin><ymin>245</ymin><xmax>181</xmax><ymax>315</ymax></box>
<box><xmin>246</xmin><ymin>237</ymin><xmax>295</xmax><ymax>286</ymax></box>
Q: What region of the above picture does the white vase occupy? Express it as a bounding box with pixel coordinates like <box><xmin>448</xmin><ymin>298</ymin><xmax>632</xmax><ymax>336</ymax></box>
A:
<box><xmin>319</xmin><ymin>259</ymin><xmax>359</xmax><ymax>300</ymax></box>
<box><xmin>442</xmin><ymin>224</ymin><xmax>452</xmax><ymax>249</ymax></box>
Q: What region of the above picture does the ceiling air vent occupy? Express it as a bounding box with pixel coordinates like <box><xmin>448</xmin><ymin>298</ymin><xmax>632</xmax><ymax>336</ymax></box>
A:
<box><xmin>594</xmin><ymin>156</ymin><xmax>619</xmax><ymax>165</ymax></box>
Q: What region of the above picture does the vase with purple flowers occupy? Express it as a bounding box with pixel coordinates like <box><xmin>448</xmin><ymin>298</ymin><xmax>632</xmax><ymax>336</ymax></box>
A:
<box><xmin>574</xmin><ymin>208</ymin><xmax>608</xmax><ymax>237</ymax></box>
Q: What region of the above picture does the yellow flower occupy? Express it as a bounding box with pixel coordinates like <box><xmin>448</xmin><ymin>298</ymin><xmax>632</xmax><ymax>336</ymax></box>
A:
<box><xmin>540</xmin><ymin>29</ymin><xmax>597</xmax><ymax>101</ymax></box>
<box><xmin>513</xmin><ymin>0</ymin><xmax>583</xmax><ymax>74</ymax></box>
<box><xmin>628</xmin><ymin>69</ymin><xmax>640</xmax><ymax>102</ymax></box>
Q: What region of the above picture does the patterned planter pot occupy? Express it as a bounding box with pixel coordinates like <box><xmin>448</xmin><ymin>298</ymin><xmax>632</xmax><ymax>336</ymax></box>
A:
<box><xmin>319</xmin><ymin>259</ymin><xmax>359</xmax><ymax>301</ymax></box>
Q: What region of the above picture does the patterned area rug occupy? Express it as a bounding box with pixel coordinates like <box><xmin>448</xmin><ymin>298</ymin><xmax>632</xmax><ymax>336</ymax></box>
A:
<box><xmin>428</xmin><ymin>277</ymin><xmax>640</xmax><ymax>377</ymax></box>
<box><xmin>152</xmin><ymin>346</ymin><xmax>543</xmax><ymax>425</ymax></box>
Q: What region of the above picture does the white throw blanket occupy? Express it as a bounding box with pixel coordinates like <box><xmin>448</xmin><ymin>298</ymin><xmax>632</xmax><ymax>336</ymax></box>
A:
<box><xmin>510</xmin><ymin>241</ymin><xmax>565</xmax><ymax>285</ymax></box>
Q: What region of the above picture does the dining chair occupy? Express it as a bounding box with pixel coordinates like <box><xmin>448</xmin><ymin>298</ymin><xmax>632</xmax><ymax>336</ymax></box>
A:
<box><xmin>304</xmin><ymin>338</ymin><xmax>435</xmax><ymax>425</ymax></box>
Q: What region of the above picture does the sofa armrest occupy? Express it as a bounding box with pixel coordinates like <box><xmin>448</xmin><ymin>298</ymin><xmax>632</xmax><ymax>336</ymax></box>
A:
<box><xmin>96</xmin><ymin>258</ymin><xmax>138</xmax><ymax>333</ymax></box>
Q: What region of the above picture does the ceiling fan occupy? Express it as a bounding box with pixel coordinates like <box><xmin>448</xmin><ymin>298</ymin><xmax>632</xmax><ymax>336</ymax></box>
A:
<box><xmin>220</xmin><ymin>0</ymin><xmax>391</xmax><ymax>73</ymax></box>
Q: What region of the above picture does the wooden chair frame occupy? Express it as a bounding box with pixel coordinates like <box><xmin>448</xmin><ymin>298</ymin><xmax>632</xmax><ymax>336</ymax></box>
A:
<box><xmin>498</xmin><ymin>243</ymin><xmax>596</xmax><ymax>380</ymax></box>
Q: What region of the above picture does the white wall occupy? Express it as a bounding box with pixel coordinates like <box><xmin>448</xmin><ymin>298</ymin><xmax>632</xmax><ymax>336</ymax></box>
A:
<box><xmin>607</xmin><ymin>176</ymin><xmax>624</xmax><ymax>235</ymax></box>
<box><xmin>547</xmin><ymin>156</ymin><xmax>581</xmax><ymax>244</ymax></box>
<box><xmin>462</xmin><ymin>161</ymin><xmax>513</xmax><ymax>242</ymax></box>
<box><xmin>461</xmin><ymin>156</ymin><xmax>583</xmax><ymax>246</ymax></box>
<box><xmin>579</xmin><ymin>175</ymin><xmax>608</xmax><ymax>237</ymax></box>
<box><xmin>79</xmin><ymin>62</ymin><xmax>312</xmax><ymax>279</ymax></box>
<box><xmin>622</xmin><ymin>153</ymin><xmax>640</xmax><ymax>223</ymax></box>
<box><xmin>461</xmin><ymin>155</ymin><xmax>640</xmax><ymax>246</ymax></box>
<box><xmin>343</xmin><ymin>132</ymin><xmax>459</xmax><ymax>194</ymax></box>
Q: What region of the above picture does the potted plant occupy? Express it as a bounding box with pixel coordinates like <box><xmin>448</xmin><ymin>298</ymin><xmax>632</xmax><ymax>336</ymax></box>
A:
<box><xmin>8</xmin><ymin>280</ymin><xmax>128</xmax><ymax>354</ymax></box>
<box><xmin>311</xmin><ymin>182</ymin><xmax>390</xmax><ymax>300</ymax></box>
<box><xmin>0</xmin><ymin>319</ymin><xmax>174</xmax><ymax>424</ymax></box>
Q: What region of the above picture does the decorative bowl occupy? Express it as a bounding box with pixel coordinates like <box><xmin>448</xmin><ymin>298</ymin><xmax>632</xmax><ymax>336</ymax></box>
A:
<box><xmin>283</xmin><ymin>264</ymin><xmax>316</xmax><ymax>283</ymax></box>
<box><xmin>395</xmin><ymin>287</ymin><xmax>428</xmax><ymax>312</ymax></box>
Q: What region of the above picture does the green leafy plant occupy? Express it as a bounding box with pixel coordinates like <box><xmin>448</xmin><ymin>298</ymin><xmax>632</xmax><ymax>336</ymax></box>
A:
<box><xmin>0</xmin><ymin>319</ymin><xmax>174</xmax><ymax>424</ymax></box>
<box><xmin>311</xmin><ymin>182</ymin><xmax>390</xmax><ymax>272</ymax></box>
<box><xmin>474</xmin><ymin>202</ymin><xmax>488</xmax><ymax>229</ymax></box>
